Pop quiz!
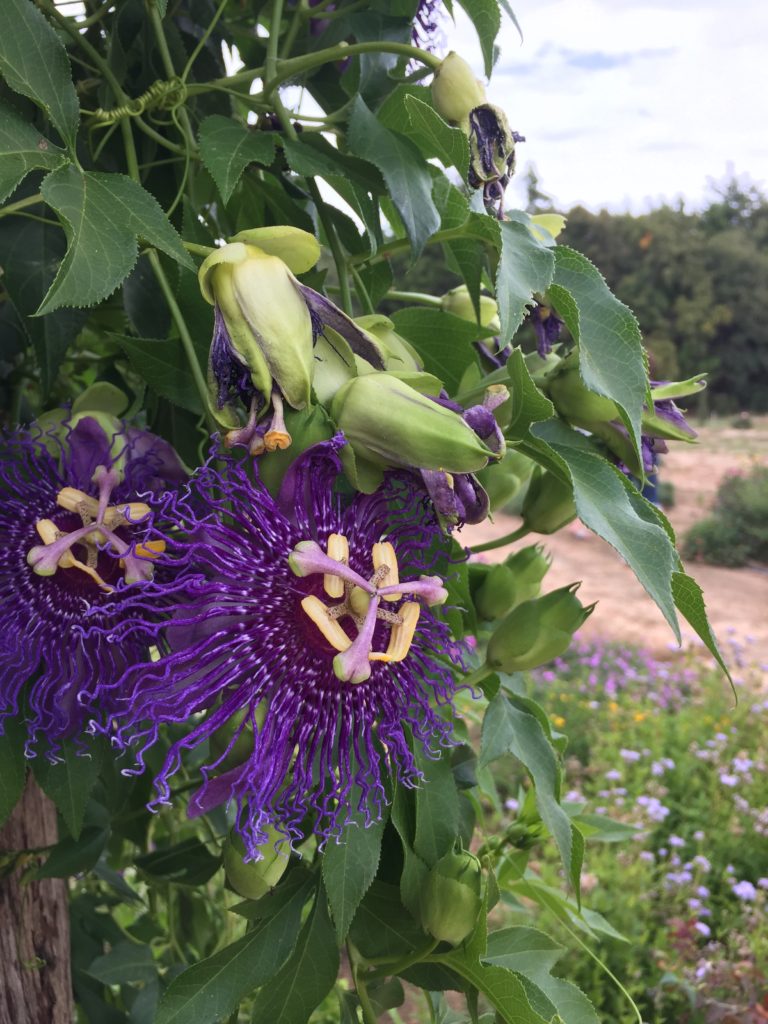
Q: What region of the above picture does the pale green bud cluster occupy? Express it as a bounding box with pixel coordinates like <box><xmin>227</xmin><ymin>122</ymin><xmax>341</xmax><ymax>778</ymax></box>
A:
<box><xmin>475</xmin><ymin>449</ymin><xmax>534</xmax><ymax>513</ymax></box>
<box><xmin>521</xmin><ymin>466</ymin><xmax>577</xmax><ymax>534</ymax></box>
<box><xmin>486</xmin><ymin>584</ymin><xmax>593</xmax><ymax>673</ymax></box>
<box><xmin>330</xmin><ymin>372</ymin><xmax>498</xmax><ymax>492</ymax></box>
<box><xmin>421</xmin><ymin>849</ymin><xmax>483</xmax><ymax>946</ymax></box>
<box><xmin>472</xmin><ymin>543</ymin><xmax>552</xmax><ymax>621</ymax></box>
<box><xmin>440</xmin><ymin>285</ymin><xmax>500</xmax><ymax>334</ymax></box>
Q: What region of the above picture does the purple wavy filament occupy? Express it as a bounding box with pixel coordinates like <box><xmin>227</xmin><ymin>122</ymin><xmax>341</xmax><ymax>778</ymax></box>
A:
<box><xmin>0</xmin><ymin>419</ymin><xmax>183</xmax><ymax>754</ymax></box>
<box><xmin>95</xmin><ymin>437</ymin><xmax>464</xmax><ymax>859</ymax></box>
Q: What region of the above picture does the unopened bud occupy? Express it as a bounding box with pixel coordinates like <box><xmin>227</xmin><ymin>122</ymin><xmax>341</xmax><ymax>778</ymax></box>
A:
<box><xmin>504</xmin><ymin>544</ymin><xmax>551</xmax><ymax>605</ymax></box>
<box><xmin>521</xmin><ymin>466</ymin><xmax>576</xmax><ymax>534</ymax></box>
<box><xmin>440</xmin><ymin>286</ymin><xmax>500</xmax><ymax>333</ymax></box>
<box><xmin>330</xmin><ymin>373</ymin><xmax>495</xmax><ymax>487</ymax></box>
<box><xmin>431</xmin><ymin>52</ymin><xmax>487</xmax><ymax>125</ymax></box>
<box><xmin>486</xmin><ymin>584</ymin><xmax>593</xmax><ymax>672</ymax></box>
<box><xmin>475</xmin><ymin>563</ymin><xmax>517</xmax><ymax>621</ymax></box>
<box><xmin>421</xmin><ymin>850</ymin><xmax>483</xmax><ymax>945</ymax></box>
<box><xmin>544</xmin><ymin>351</ymin><xmax>620</xmax><ymax>427</ymax></box>
<box><xmin>355</xmin><ymin>314</ymin><xmax>423</xmax><ymax>372</ymax></box>
<box><xmin>223</xmin><ymin>827</ymin><xmax>289</xmax><ymax>900</ymax></box>
<box><xmin>475</xmin><ymin>449</ymin><xmax>533</xmax><ymax>513</ymax></box>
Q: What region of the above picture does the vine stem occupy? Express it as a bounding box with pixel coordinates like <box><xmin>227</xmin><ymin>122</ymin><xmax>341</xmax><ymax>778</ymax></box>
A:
<box><xmin>367</xmin><ymin>939</ymin><xmax>439</xmax><ymax>981</ymax></box>
<box><xmin>469</xmin><ymin>524</ymin><xmax>531</xmax><ymax>554</ymax></box>
<box><xmin>461</xmin><ymin>664</ymin><xmax>495</xmax><ymax>689</ymax></box>
<box><xmin>385</xmin><ymin>289</ymin><xmax>444</xmax><ymax>307</ymax></box>
<box><xmin>0</xmin><ymin>193</ymin><xmax>44</xmax><ymax>220</ymax></box>
<box><xmin>147</xmin><ymin>249</ymin><xmax>212</xmax><ymax>420</ymax></box>
<box><xmin>186</xmin><ymin>40</ymin><xmax>441</xmax><ymax>97</ymax></box>
<box><xmin>147</xmin><ymin>0</ymin><xmax>198</xmax><ymax>155</ymax></box>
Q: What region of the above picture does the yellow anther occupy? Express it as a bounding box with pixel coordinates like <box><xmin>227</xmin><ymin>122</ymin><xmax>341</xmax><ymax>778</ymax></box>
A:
<box><xmin>324</xmin><ymin>533</ymin><xmax>349</xmax><ymax>598</ymax></box>
<box><xmin>133</xmin><ymin>539</ymin><xmax>166</xmax><ymax>560</ymax></box>
<box><xmin>301</xmin><ymin>595</ymin><xmax>352</xmax><ymax>652</ymax></box>
<box><xmin>264</xmin><ymin>429</ymin><xmax>292</xmax><ymax>452</ymax></box>
<box><xmin>370</xmin><ymin>602</ymin><xmax>420</xmax><ymax>663</ymax></box>
<box><xmin>56</xmin><ymin>488</ymin><xmax>150</xmax><ymax>528</ymax></box>
<box><xmin>35</xmin><ymin>518</ymin><xmax>60</xmax><ymax>545</ymax></box>
<box><xmin>372</xmin><ymin>541</ymin><xmax>400</xmax><ymax>601</ymax></box>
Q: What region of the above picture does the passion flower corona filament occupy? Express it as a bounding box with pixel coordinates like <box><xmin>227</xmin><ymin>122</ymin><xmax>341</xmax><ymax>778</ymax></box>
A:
<box><xmin>94</xmin><ymin>436</ymin><xmax>465</xmax><ymax>859</ymax></box>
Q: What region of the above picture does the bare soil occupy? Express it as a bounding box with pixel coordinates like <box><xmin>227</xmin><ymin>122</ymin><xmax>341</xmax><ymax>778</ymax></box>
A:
<box><xmin>460</xmin><ymin>418</ymin><xmax>768</xmax><ymax>666</ymax></box>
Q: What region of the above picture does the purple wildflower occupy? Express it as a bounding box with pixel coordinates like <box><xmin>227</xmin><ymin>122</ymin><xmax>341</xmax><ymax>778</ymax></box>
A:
<box><xmin>719</xmin><ymin>772</ymin><xmax>739</xmax><ymax>787</ymax></box>
<box><xmin>0</xmin><ymin>418</ymin><xmax>183</xmax><ymax>753</ymax></box>
<box><xmin>732</xmin><ymin>880</ymin><xmax>757</xmax><ymax>901</ymax></box>
<box><xmin>694</xmin><ymin>921</ymin><xmax>711</xmax><ymax>938</ymax></box>
<box><xmin>619</xmin><ymin>747</ymin><xmax>642</xmax><ymax>762</ymax></box>
<box><xmin>95</xmin><ymin>437</ymin><xmax>465</xmax><ymax>859</ymax></box>
<box><xmin>668</xmin><ymin>835</ymin><xmax>686</xmax><ymax>848</ymax></box>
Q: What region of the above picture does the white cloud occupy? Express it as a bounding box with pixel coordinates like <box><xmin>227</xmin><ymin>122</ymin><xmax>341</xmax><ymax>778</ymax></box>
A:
<box><xmin>445</xmin><ymin>0</ymin><xmax>768</xmax><ymax>212</ymax></box>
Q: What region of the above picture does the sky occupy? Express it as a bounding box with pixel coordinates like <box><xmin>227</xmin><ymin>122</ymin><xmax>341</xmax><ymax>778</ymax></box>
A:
<box><xmin>445</xmin><ymin>0</ymin><xmax>768</xmax><ymax>213</ymax></box>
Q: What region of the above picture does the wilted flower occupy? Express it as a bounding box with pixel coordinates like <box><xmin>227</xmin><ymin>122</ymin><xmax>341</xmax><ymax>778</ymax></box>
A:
<box><xmin>468</xmin><ymin>106</ymin><xmax>525</xmax><ymax>215</ymax></box>
<box><xmin>95</xmin><ymin>437</ymin><xmax>465</xmax><ymax>858</ymax></box>
<box><xmin>0</xmin><ymin>418</ymin><xmax>184</xmax><ymax>753</ymax></box>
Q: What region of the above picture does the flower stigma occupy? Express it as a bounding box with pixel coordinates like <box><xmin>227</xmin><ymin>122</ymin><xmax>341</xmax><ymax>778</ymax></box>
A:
<box><xmin>26</xmin><ymin>465</ymin><xmax>162</xmax><ymax>591</ymax></box>
<box><xmin>288</xmin><ymin>534</ymin><xmax>447</xmax><ymax>685</ymax></box>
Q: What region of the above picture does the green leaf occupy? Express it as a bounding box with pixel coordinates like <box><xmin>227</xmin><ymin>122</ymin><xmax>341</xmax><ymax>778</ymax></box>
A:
<box><xmin>390</xmin><ymin>785</ymin><xmax>430</xmax><ymax>921</ymax></box>
<box><xmin>671</xmin><ymin>570</ymin><xmax>732</xmax><ymax>682</ymax></box>
<box><xmin>413</xmin><ymin>747</ymin><xmax>460</xmax><ymax>867</ymax></box>
<box><xmin>0</xmin><ymin>101</ymin><xmax>67</xmax><ymax>202</ymax></box>
<box><xmin>282</xmin><ymin>135</ymin><xmax>383</xmax><ymax>254</ymax></box>
<box><xmin>38</xmin><ymin>166</ymin><xmax>194</xmax><ymax>315</ymax></box>
<box><xmin>438</xmin><ymin>951</ymin><xmax>548</xmax><ymax>1024</ymax></box>
<box><xmin>550</xmin><ymin>245</ymin><xmax>648</xmax><ymax>457</ymax></box>
<box><xmin>0</xmin><ymin>717</ymin><xmax>27</xmax><ymax>827</ymax></box>
<box><xmin>403</xmin><ymin>94</ymin><xmax>470</xmax><ymax>179</ymax></box>
<box><xmin>348</xmin><ymin>96</ymin><xmax>440</xmax><ymax>260</ymax></box>
<box><xmin>484</xmin><ymin>927</ymin><xmax>599</xmax><ymax>1024</ymax></box>
<box><xmin>32</xmin><ymin>739</ymin><xmax>103</xmax><ymax>839</ymax></box>
<box><xmin>87</xmin><ymin>942</ymin><xmax>157</xmax><ymax>986</ymax></box>
<box><xmin>136</xmin><ymin>838</ymin><xmax>220</xmax><ymax>887</ymax></box>
<box><xmin>348</xmin><ymin>881</ymin><xmax>429</xmax><ymax>961</ymax></box>
<box><xmin>113</xmin><ymin>333</ymin><xmax>203</xmax><ymax>415</ymax></box>
<box><xmin>251</xmin><ymin>885</ymin><xmax>339</xmax><ymax>1024</ymax></box>
<box><xmin>322</xmin><ymin>811</ymin><xmax>386</xmax><ymax>943</ymax></box>
<box><xmin>0</xmin><ymin>0</ymin><xmax>79</xmax><ymax>150</ymax></box>
<box><xmin>532</xmin><ymin>417</ymin><xmax>680</xmax><ymax>638</ymax></box>
<box><xmin>456</xmin><ymin>0</ymin><xmax>502</xmax><ymax>78</ymax></box>
<box><xmin>198</xmin><ymin>116</ymin><xmax>276</xmax><ymax>204</ymax></box>
<box><xmin>495</xmin><ymin>220</ymin><xmax>555</xmax><ymax>345</ymax></box>
<box><xmin>155</xmin><ymin>871</ymin><xmax>313</xmax><ymax>1024</ymax></box>
<box><xmin>0</xmin><ymin>215</ymin><xmax>87</xmax><ymax>393</ymax></box>
<box><xmin>506</xmin><ymin>349</ymin><xmax>555</xmax><ymax>439</ymax></box>
<box><xmin>390</xmin><ymin>307</ymin><xmax>494</xmax><ymax>394</ymax></box>
<box><xmin>36</xmin><ymin>826</ymin><xmax>108</xmax><ymax>878</ymax></box>
<box><xmin>480</xmin><ymin>694</ymin><xmax>581</xmax><ymax>897</ymax></box>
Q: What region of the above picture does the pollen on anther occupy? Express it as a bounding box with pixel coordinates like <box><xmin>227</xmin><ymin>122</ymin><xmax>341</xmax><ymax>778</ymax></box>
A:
<box><xmin>372</xmin><ymin>541</ymin><xmax>400</xmax><ymax>601</ymax></box>
<box><xmin>324</xmin><ymin>533</ymin><xmax>348</xmax><ymax>598</ymax></box>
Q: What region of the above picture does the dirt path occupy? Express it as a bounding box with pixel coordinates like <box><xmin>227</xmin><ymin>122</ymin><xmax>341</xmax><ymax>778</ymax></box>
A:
<box><xmin>460</xmin><ymin>420</ymin><xmax>768</xmax><ymax>668</ymax></box>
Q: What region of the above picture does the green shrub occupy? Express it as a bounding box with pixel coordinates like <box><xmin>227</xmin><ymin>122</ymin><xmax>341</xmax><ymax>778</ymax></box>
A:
<box><xmin>683</xmin><ymin>465</ymin><xmax>768</xmax><ymax>565</ymax></box>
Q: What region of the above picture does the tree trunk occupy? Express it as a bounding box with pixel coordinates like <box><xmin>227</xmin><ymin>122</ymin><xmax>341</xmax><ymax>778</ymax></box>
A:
<box><xmin>0</xmin><ymin>775</ymin><xmax>73</xmax><ymax>1024</ymax></box>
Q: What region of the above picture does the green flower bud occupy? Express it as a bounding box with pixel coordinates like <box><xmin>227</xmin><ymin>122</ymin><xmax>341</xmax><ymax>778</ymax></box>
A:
<box><xmin>504</xmin><ymin>544</ymin><xmax>551</xmax><ymax>605</ymax></box>
<box><xmin>475</xmin><ymin>563</ymin><xmax>517</xmax><ymax>621</ymax></box>
<box><xmin>209</xmin><ymin>704</ymin><xmax>267</xmax><ymax>773</ymax></box>
<box><xmin>223</xmin><ymin>827</ymin><xmax>289</xmax><ymax>900</ymax></box>
<box><xmin>330</xmin><ymin>373</ymin><xmax>495</xmax><ymax>490</ymax></box>
<box><xmin>486</xmin><ymin>584</ymin><xmax>593</xmax><ymax>673</ymax></box>
<box><xmin>421</xmin><ymin>850</ymin><xmax>483</xmax><ymax>946</ymax></box>
<box><xmin>440</xmin><ymin>286</ymin><xmax>500</xmax><ymax>334</ymax></box>
<box><xmin>544</xmin><ymin>351</ymin><xmax>620</xmax><ymax>426</ymax></box>
<box><xmin>521</xmin><ymin>466</ymin><xmax>576</xmax><ymax>534</ymax></box>
<box><xmin>355</xmin><ymin>314</ymin><xmax>423</xmax><ymax>372</ymax></box>
<box><xmin>431</xmin><ymin>52</ymin><xmax>487</xmax><ymax>126</ymax></box>
<box><xmin>199</xmin><ymin>235</ymin><xmax>318</xmax><ymax>414</ymax></box>
<box><xmin>475</xmin><ymin>449</ymin><xmax>534</xmax><ymax>513</ymax></box>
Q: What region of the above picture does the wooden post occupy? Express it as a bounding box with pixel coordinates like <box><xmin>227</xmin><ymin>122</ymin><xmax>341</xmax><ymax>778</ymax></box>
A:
<box><xmin>0</xmin><ymin>775</ymin><xmax>73</xmax><ymax>1024</ymax></box>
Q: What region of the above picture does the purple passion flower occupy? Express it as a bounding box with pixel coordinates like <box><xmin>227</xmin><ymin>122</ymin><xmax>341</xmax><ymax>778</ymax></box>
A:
<box><xmin>96</xmin><ymin>437</ymin><xmax>465</xmax><ymax>859</ymax></box>
<box><xmin>0</xmin><ymin>418</ymin><xmax>184</xmax><ymax>754</ymax></box>
<box><xmin>412</xmin><ymin>0</ymin><xmax>446</xmax><ymax>52</ymax></box>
